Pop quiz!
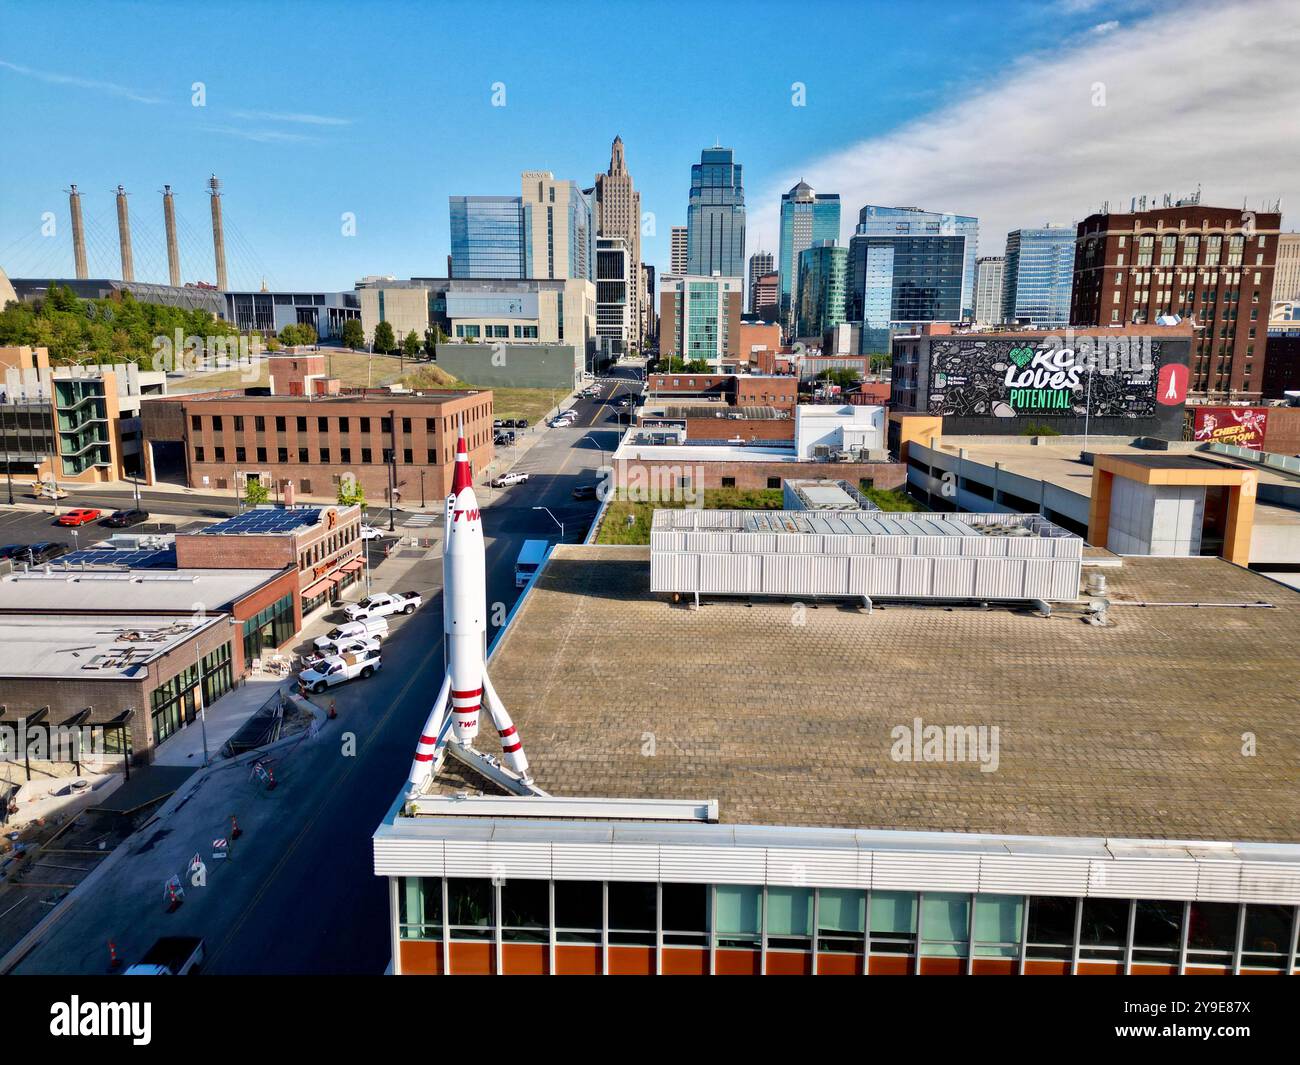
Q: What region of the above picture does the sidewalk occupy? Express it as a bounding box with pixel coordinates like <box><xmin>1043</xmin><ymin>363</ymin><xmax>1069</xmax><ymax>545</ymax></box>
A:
<box><xmin>152</xmin><ymin>676</ymin><xmax>293</xmax><ymax>767</ymax></box>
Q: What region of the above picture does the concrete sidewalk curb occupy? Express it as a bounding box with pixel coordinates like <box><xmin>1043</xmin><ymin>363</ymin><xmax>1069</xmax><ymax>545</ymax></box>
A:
<box><xmin>0</xmin><ymin>692</ymin><xmax>327</xmax><ymax>975</ymax></box>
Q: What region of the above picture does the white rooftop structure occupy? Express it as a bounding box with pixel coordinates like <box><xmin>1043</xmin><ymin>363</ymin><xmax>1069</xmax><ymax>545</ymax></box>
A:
<box><xmin>0</xmin><ymin>568</ymin><xmax>285</xmax><ymax>614</ymax></box>
<box><xmin>0</xmin><ymin>614</ymin><xmax>224</xmax><ymax>680</ymax></box>
<box><xmin>794</xmin><ymin>403</ymin><xmax>885</xmax><ymax>461</ymax></box>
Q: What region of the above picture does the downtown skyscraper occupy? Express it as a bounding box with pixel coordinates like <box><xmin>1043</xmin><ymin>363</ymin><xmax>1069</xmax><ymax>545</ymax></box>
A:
<box><xmin>595</xmin><ymin>136</ymin><xmax>642</xmax><ymax>341</ymax></box>
<box><xmin>747</xmin><ymin>250</ymin><xmax>774</xmax><ymax>313</ymax></box>
<box><xmin>778</xmin><ymin>181</ymin><xmax>840</xmax><ymax>331</ymax></box>
<box><xmin>1001</xmin><ymin>226</ymin><xmax>1075</xmax><ymax>328</ymax></box>
<box><xmin>686</xmin><ymin>145</ymin><xmax>745</xmax><ymax>278</ymax></box>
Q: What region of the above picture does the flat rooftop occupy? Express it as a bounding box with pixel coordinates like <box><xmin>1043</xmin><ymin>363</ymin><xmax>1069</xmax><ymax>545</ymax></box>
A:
<box><xmin>0</xmin><ymin>568</ymin><xmax>285</xmax><ymax>613</ymax></box>
<box><xmin>0</xmin><ymin>614</ymin><xmax>223</xmax><ymax>680</ymax></box>
<box><xmin>486</xmin><ymin>545</ymin><xmax>1300</xmax><ymax>843</ymax></box>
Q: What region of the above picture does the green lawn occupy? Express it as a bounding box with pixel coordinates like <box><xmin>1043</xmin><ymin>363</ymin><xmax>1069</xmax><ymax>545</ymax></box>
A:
<box><xmin>596</xmin><ymin>487</ymin><xmax>783</xmax><ymax>544</ymax></box>
<box><xmin>861</xmin><ymin>485</ymin><xmax>928</xmax><ymax>512</ymax></box>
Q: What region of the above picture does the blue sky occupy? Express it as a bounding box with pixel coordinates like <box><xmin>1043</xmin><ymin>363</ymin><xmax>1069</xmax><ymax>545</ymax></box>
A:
<box><xmin>1</xmin><ymin>0</ymin><xmax>1294</xmax><ymax>290</ymax></box>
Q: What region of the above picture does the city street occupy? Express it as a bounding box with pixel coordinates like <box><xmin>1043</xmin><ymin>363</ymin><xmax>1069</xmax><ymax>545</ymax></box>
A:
<box><xmin>8</xmin><ymin>365</ymin><xmax>639</xmax><ymax>975</ymax></box>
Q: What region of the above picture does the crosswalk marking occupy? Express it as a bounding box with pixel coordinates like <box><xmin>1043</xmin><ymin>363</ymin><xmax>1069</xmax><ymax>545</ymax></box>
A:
<box><xmin>403</xmin><ymin>513</ymin><xmax>439</xmax><ymax>527</ymax></box>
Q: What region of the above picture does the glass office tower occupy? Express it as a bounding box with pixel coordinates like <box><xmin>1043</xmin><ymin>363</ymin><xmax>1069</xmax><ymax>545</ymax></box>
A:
<box><xmin>795</xmin><ymin>240</ymin><xmax>848</xmax><ymax>338</ymax></box>
<box><xmin>1002</xmin><ymin>226</ymin><xmax>1075</xmax><ymax>328</ymax></box>
<box><xmin>686</xmin><ymin>146</ymin><xmax>746</xmax><ymax>278</ymax></box>
<box><xmin>847</xmin><ymin>233</ymin><xmax>967</xmax><ymax>353</ymax></box>
<box><xmin>449</xmin><ymin>196</ymin><xmax>530</xmax><ymax>279</ymax></box>
<box><xmin>779</xmin><ymin>181</ymin><xmax>840</xmax><ymax>331</ymax></box>
<box><xmin>852</xmin><ymin>205</ymin><xmax>979</xmax><ymax>319</ymax></box>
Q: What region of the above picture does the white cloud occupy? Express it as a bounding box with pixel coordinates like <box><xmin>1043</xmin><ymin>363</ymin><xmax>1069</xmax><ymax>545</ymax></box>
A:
<box><xmin>200</xmin><ymin>125</ymin><xmax>321</xmax><ymax>145</ymax></box>
<box><xmin>229</xmin><ymin>109</ymin><xmax>352</xmax><ymax>127</ymax></box>
<box><xmin>1090</xmin><ymin>19</ymin><xmax>1121</xmax><ymax>33</ymax></box>
<box><xmin>0</xmin><ymin>58</ymin><xmax>162</xmax><ymax>104</ymax></box>
<box><xmin>749</xmin><ymin>0</ymin><xmax>1300</xmax><ymax>259</ymax></box>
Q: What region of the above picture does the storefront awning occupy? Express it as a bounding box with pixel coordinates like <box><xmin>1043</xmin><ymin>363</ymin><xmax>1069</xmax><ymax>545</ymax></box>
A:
<box><xmin>302</xmin><ymin>577</ymin><xmax>334</xmax><ymax>599</ymax></box>
<box><xmin>340</xmin><ymin>559</ymin><xmax>364</xmax><ymax>573</ymax></box>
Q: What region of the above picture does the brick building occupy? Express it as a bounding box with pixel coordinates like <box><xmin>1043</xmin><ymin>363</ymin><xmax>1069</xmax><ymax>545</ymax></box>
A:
<box><xmin>646</xmin><ymin>373</ymin><xmax>797</xmax><ymax>410</ymax></box>
<box><xmin>1071</xmin><ymin>201</ymin><xmax>1281</xmax><ymax>399</ymax></box>
<box><xmin>148</xmin><ymin>390</ymin><xmax>493</xmax><ymax>502</ymax></box>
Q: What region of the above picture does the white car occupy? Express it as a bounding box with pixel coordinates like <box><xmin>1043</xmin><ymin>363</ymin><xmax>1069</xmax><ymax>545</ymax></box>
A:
<box><xmin>314</xmin><ymin>616</ymin><xmax>389</xmax><ymax>651</ymax></box>
<box><xmin>343</xmin><ymin>590</ymin><xmax>422</xmax><ymax>621</ymax></box>
<box><xmin>551</xmin><ymin>413</ymin><xmax>577</xmax><ymax>427</ymax></box>
<box><xmin>491</xmin><ymin>472</ymin><xmax>529</xmax><ymax>488</ymax></box>
<box><xmin>360</xmin><ymin>524</ymin><xmax>385</xmax><ymax>541</ymax></box>
<box><xmin>298</xmin><ymin>647</ymin><xmax>382</xmax><ymax>693</ymax></box>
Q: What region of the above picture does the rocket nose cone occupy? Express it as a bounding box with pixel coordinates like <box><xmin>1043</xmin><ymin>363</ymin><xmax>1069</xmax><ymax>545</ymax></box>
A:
<box><xmin>451</xmin><ymin>443</ymin><xmax>472</xmax><ymax>493</ymax></box>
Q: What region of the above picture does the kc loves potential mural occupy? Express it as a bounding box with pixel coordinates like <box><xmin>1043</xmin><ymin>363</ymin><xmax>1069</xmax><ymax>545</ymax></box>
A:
<box><xmin>926</xmin><ymin>337</ymin><xmax>1179</xmax><ymax>420</ymax></box>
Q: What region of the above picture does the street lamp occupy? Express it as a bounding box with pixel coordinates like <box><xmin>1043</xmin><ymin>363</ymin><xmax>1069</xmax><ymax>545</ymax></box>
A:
<box><xmin>533</xmin><ymin>505</ymin><xmax>564</xmax><ymax>539</ymax></box>
<box><xmin>419</xmin><ymin>469</ymin><xmax>426</xmax><ymax>509</ymax></box>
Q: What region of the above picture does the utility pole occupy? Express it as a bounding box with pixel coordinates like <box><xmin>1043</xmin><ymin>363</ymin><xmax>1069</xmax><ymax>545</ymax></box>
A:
<box><xmin>387</xmin><ymin>408</ymin><xmax>398</xmax><ymax>532</ymax></box>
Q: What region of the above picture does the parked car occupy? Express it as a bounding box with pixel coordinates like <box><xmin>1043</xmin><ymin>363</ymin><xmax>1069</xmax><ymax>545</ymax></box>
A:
<box><xmin>19</xmin><ymin>541</ymin><xmax>71</xmax><ymax>564</ymax></box>
<box><xmin>301</xmin><ymin>635</ymin><xmax>381</xmax><ymax>669</ymax></box>
<box><xmin>314</xmin><ymin>616</ymin><xmax>389</xmax><ymax>651</ymax></box>
<box><xmin>516</xmin><ymin>419</ymin><xmax>529</xmax><ymax>428</ymax></box>
<box><xmin>491</xmin><ymin>472</ymin><xmax>529</xmax><ymax>488</ymax></box>
<box><xmin>298</xmin><ymin>647</ymin><xmax>382</xmax><ymax>693</ymax></box>
<box><xmin>493</xmin><ymin>419</ymin><xmax>506</xmax><ymax>429</ymax></box>
<box><xmin>27</xmin><ymin>482</ymin><xmax>68</xmax><ymax>500</ymax></box>
<box><xmin>102</xmin><ymin>508</ymin><xmax>150</xmax><ymax>528</ymax></box>
<box><xmin>343</xmin><ymin>590</ymin><xmax>422</xmax><ymax>621</ymax></box>
<box><xmin>57</xmin><ymin>508</ymin><xmax>101</xmax><ymax>527</ymax></box>
<box><xmin>124</xmin><ymin>937</ymin><xmax>205</xmax><ymax>976</ymax></box>
<box><xmin>0</xmin><ymin>544</ymin><xmax>29</xmax><ymax>561</ymax></box>
<box><xmin>572</xmin><ymin>485</ymin><xmax>598</xmax><ymax>501</ymax></box>
<box><xmin>359</xmin><ymin>524</ymin><xmax>385</xmax><ymax>541</ymax></box>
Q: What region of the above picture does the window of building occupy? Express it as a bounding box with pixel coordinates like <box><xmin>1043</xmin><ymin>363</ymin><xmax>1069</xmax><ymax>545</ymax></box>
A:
<box><xmin>1132</xmin><ymin>900</ymin><xmax>1182</xmax><ymax>964</ymax></box>
<box><xmin>816</xmin><ymin>889</ymin><xmax>865</xmax><ymax>954</ymax></box>
<box><xmin>1186</xmin><ymin>901</ymin><xmax>1237</xmax><ymax>968</ymax></box>
<box><xmin>340</xmin><ymin>417</ymin><xmax>350</xmax><ymax>433</ymax></box>
<box><xmin>298</xmin><ymin>448</ymin><xmax>309</xmax><ymax>463</ymax></box>
<box><xmin>274</xmin><ymin>447</ymin><xmax>285</xmax><ymax>463</ymax></box>
<box><xmin>427</xmin><ymin>449</ymin><xmax>436</xmax><ymax>464</ymax></box>
<box><xmin>1079</xmin><ymin>898</ymin><xmax>1128</xmax><ymax>962</ymax></box>
<box><xmin>340</xmin><ymin>448</ymin><xmax>351</xmax><ymax>464</ymax></box>
<box><xmin>191</xmin><ymin>414</ymin><xmax>201</xmax><ymax>431</ymax></box>
<box><xmin>973</xmin><ymin>894</ymin><xmax>1024</xmax><ymax>958</ymax></box>
<box><xmin>213</xmin><ymin>446</ymin><xmax>225</xmax><ymax>462</ymax></box>
<box><xmin>446</xmin><ymin>878</ymin><xmax>493</xmax><ymax>941</ymax></box>
<box><xmin>1026</xmin><ymin>896</ymin><xmax>1075</xmax><ymax>961</ymax></box>
<box><xmin>318</xmin><ymin>417</ymin><xmax>328</xmax><ymax>432</ymax></box>
<box><xmin>403</xmin><ymin>449</ymin><xmax>413</xmax><ymax>464</ymax></box>
<box><xmin>360</xmin><ymin>448</ymin><xmax>371</xmax><ymax>464</ymax></box>
<box><xmin>233</xmin><ymin>415</ymin><xmax>244</xmax><ymax>431</ymax></box>
<box><xmin>869</xmin><ymin>891</ymin><xmax>917</xmax><ymax>955</ymax></box>
<box><xmin>242</xmin><ymin>592</ymin><xmax>295</xmax><ymax>665</ymax></box>
<box><xmin>921</xmin><ymin>892</ymin><xmax>970</xmax><ymax>957</ymax></box>
<box><xmin>716</xmin><ymin>885</ymin><xmax>762</xmax><ymax>950</ymax></box>
<box><xmin>319</xmin><ymin>448</ymin><xmax>330</xmax><ymax>464</ymax></box>
<box><xmin>662</xmin><ymin>882</ymin><xmax>709</xmax><ymax>946</ymax></box>
<box><xmin>402</xmin><ymin>418</ymin><xmax>412</xmax><ymax>433</ymax></box>
<box><xmin>500</xmin><ymin>879</ymin><xmax>549</xmax><ymax>943</ymax></box>
<box><xmin>554</xmin><ymin>880</ymin><xmax>601</xmax><ymax>944</ymax></box>
<box><xmin>360</xmin><ymin>417</ymin><xmax>371</xmax><ymax>433</ymax></box>
<box><xmin>721</xmin><ymin>477</ymin><xmax>736</xmax><ymax>488</ymax></box>
<box><xmin>381</xmin><ymin>417</ymin><xmax>392</xmax><ymax>434</ymax></box>
<box><xmin>426</xmin><ymin>418</ymin><xmax>436</xmax><ymax>433</ymax></box>
<box><xmin>235</xmin><ymin>446</ymin><xmax>246</xmax><ymax>462</ymax></box>
<box><xmin>194</xmin><ymin>446</ymin><xmax>205</xmax><ymax>462</ymax></box>
<box><xmin>211</xmin><ymin>415</ymin><xmax>223</xmax><ymax>431</ymax></box>
<box><xmin>608</xmin><ymin>881</ymin><xmax>656</xmax><ymax>946</ymax></box>
<box><xmin>255</xmin><ymin>415</ymin><xmax>265</xmax><ymax>431</ymax></box>
<box><xmin>766</xmin><ymin>887</ymin><xmax>813</xmax><ymax>951</ymax></box>
<box><xmin>398</xmin><ymin>877</ymin><xmax>442</xmax><ymax>941</ymax></box>
<box><xmin>256</xmin><ymin>447</ymin><xmax>267</xmax><ymax>463</ymax></box>
<box><xmin>1243</xmin><ymin>904</ymin><xmax>1292</xmax><ymax>969</ymax></box>
<box><xmin>766</xmin><ymin>477</ymin><xmax>781</xmax><ymax>489</ymax></box>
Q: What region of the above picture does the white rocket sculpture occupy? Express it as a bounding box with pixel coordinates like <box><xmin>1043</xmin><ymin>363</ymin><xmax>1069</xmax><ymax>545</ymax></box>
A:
<box><xmin>408</xmin><ymin>428</ymin><xmax>531</xmax><ymax>794</ymax></box>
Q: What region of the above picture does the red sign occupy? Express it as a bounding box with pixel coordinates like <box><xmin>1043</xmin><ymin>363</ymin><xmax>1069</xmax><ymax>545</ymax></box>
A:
<box><xmin>1193</xmin><ymin>406</ymin><xmax>1269</xmax><ymax>449</ymax></box>
<box><xmin>1157</xmin><ymin>363</ymin><xmax>1189</xmax><ymax>406</ymax></box>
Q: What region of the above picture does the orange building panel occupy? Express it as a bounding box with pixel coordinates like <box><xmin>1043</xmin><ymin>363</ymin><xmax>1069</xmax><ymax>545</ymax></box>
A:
<box><xmin>501</xmin><ymin>944</ymin><xmax>548</xmax><ymax>976</ymax></box>
<box><xmin>398</xmin><ymin>939</ymin><xmax>443</xmax><ymax>975</ymax></box>
<box><xmin>554</xmin><ymin>944</ymin><xmax>600</xmax><ymax>976</ymax></box>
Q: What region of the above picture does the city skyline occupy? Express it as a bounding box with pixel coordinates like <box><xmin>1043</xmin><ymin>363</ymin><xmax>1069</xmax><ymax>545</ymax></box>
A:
<box><xmin>2</xmin><ymin>0</ymin><xmax>1295</xmax><ymax>291</ymax></box>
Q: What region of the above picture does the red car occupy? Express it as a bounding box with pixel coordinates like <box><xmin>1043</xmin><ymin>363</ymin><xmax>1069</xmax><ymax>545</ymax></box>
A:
<box><xmin>57</xmin><ymin>508</ymin><xmax>101</xmax><ymax>527</ymax></box>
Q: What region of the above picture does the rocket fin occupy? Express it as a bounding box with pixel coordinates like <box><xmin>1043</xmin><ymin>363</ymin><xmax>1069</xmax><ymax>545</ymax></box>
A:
<box><xmin>408</xmin><ymin>672</ymin><xmax>452</xmax><ymax>792</ymax></box>
<box><xmin>481</xmin><ymin>671</ymin><xmax>531</xmax><ymax>780</ymax></box>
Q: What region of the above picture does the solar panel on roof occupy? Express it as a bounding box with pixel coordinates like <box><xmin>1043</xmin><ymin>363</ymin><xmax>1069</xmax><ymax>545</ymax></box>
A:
<box><xmin>201</xmin><ymin>507</ymin><xmax>321</xmax><ymax>535</ymax></box>
<box><xmin>53</xmin><ymin>547</ymin><xmax>177</xmax><ymax>569</ymax></box>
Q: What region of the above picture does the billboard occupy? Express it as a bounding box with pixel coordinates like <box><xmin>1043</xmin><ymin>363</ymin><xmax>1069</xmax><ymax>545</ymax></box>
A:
<box><xmin>1193</xmin><ymin>406</ymin><xmax>1269</xmax><ymax>449</ymax></box>
<box><xmin>925</xmin><ymin>336</ymin><xmax>1177</xmax><ymax>421</ymax></box>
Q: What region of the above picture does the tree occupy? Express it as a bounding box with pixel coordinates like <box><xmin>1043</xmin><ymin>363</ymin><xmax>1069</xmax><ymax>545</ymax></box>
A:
<box><xmin>403</xmin><ymin>330</ymin><xmax>421</xmax><ymax>358</ymax></box>
<box><xmin>244</xmin><ymin>478</ymin><xmax>270</xmax><ymax>506</ymax></box>
<box><xmin>337</xmin><ymin>475</ymin><xmax>366</xmax><ymax>507</ymax></box>
<box><xmin>372</xmin><ymin>320</ymin><xmax>396</xmax><ymax>353</ymax></box>
<box><xmin>341</xmin><ymin>319</ymin><xmax>365</xmax><ymax>350</ymax></box>
<box><xmin>817</xmin><ymin>367</ymin><xmax>860</xmax><ymax>390</ymax></box>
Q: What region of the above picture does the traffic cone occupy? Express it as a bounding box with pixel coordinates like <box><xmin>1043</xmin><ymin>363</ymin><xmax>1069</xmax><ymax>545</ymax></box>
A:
<box><xmin>329</xmin><ymin>700</ymin><xmax>338</xmax><ymax>720</ymax></box>
<box><xmin>108</xmin><ymin>941</ymin><xmax>121</xmax><ymax>971</ymax></box>
<box><xmin>166</xmin><ymin>881</ymin><xmax>182</xmax><ymax>913</ymax></box>
<box><xmin>230</xmin><ymin>815</ymin><xmax>242</xmax><ymax>841</ymax></box>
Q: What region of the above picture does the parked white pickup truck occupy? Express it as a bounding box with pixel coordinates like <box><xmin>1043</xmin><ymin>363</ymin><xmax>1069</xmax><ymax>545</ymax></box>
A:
<box><xmin>124</xmin><ymin>936</ymin><xmax>205</xmax><ymax>975</ymax></box>
<box><xmin>313</xmin><ymin>616</ymin><xmax>388</xmax><ymax>652</ymax></box>
<box><xmin>298</xmin><ymin>646</ymin><xmax>382</xmax><ymax>693</ymax></box>
<box><xmin>343</xmin><ymin>590</ymin><xmax>422</xmax><ymax>621</ymax></box>
<box><xmin>301</xmin><ymin>635</ymin><xmax>380</xmax><ymax>670</ymax></box>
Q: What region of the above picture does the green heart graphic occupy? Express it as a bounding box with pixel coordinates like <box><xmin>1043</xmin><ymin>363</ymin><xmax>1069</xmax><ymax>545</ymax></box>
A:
<box><xmin>1008</xmin><ymin>347</ymin><xmax>1033</xmax><ymax>368</ymax></box>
